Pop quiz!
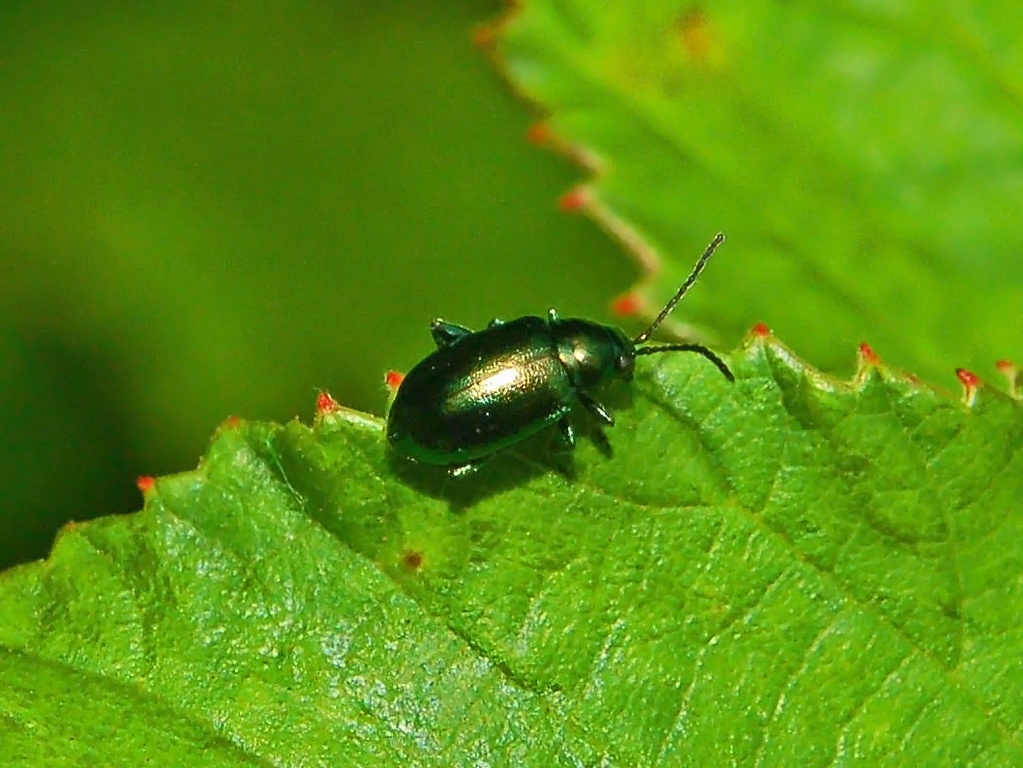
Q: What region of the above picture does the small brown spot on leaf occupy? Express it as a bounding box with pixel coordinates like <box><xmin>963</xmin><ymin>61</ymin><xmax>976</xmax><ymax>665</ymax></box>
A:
<box><xmin>402</xmin><ymin>550</ymin><xmax>424</xmax><ymax>570</ymax></box>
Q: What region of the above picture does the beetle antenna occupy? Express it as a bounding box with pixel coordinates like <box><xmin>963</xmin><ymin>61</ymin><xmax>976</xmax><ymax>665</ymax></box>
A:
<box><xmin>635</xmin><ymin>343</ymin><xmax>735</xmax><ymax>381</ymax></box>
<box><xmin>633</xmin><ymin>232</ymin><xmax>725</xmax><ymax>344</ymax></box>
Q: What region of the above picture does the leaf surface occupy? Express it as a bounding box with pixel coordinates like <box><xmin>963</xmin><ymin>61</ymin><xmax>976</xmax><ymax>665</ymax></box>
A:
<box><xmin>2</xmin><ymin>338</ymin><xmax>1021</xmax><ymax>766</ymax></box>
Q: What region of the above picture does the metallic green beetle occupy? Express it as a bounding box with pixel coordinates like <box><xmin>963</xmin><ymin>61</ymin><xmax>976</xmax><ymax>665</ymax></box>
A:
<box><xmin>386</xmin><ymin>233</ymin><xmax>734</xmax><ymax>476</ymax></box>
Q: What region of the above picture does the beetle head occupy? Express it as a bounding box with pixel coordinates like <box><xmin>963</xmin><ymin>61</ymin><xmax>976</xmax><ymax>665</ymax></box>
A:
<box><xmin>554</xmin><ymin>320</ymin><xmax>635</xmax><ymax>390</ymax></box>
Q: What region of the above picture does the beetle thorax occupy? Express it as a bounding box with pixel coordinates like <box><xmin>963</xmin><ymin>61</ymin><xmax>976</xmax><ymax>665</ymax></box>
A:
<box><xmin>552</xmin><ymin>319</ymin><xmax>634</xmax><ymax>391</ymax></box>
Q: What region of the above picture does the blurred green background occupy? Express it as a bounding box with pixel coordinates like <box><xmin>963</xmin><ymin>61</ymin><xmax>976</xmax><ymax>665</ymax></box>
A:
<box><xmin>0</xmin><ymin>0</ymin><xmax>637</xmax><ymax>569</ymax></box>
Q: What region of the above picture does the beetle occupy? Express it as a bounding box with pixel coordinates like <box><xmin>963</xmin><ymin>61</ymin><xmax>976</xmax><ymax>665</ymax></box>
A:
<box><xmin>386</xmin><ymin>233</ymin><xmax>734</xmax><ymax>477</ymax></box>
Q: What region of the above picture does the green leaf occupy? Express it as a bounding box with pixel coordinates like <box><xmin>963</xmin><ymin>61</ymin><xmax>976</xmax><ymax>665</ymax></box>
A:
<box><xmin>3</xmin><ymin>337</ymin><xmax>1022</xmax><ymax>765</ymax></box>
<box><xmin>4</xmin><ymin>2</ymin><xmax>1022</xmax><ymax>764</ymax></box>
<box><xmin>493</xmin><ymin>0</ymin><xmax>1023</xmax><ymax>384</ymax></box>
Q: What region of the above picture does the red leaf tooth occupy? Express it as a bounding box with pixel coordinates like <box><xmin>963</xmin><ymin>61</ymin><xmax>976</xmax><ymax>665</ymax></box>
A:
<box><xmin>471</xmin><ymin>24</ymin><xmax>495</xmax><ymax>49</ymax></box>
<box><xmin>316</xmin><ymin>391</ymin><xmax>341</xmax><ymax>414</ymax></box>
<box><xmin>385</xmin><ymin>370</ymin><xmax>405</xmax><ymax>392</ymax></box>
<box><xmin>526</xmin><ymin>122</ymin><xmax>550</xmax><ymax>145</ymax></box>
<box><xmin>558</xmin><ymin>187</ymin><xmax>588</xmax><ymax>212</ymax></box>
<box><xmin>858</xmin><ymin>342</ymin><xmax>880</xmax><ymax>367</ymax></box>
<box><xmin>611</xmin><ymin>293</ymin><xmax>642</xmax><ymax>318</ymax></box>
<box><xmin>995</xmin><ymin>360</ymin><xmax>1021</xmax><ymax>399</ymax></box>
<box><xmin>956</xmin><ymin>368</ymin><xmax>979</xmax><ymax>387</ymax></box>
<box><xmin>136</xmin><ymin>475</ymin><xmax>155</xmax><ymax>494</ymax></box>
<box><xmin>751</xmin><ymin>321</ymin><xmax>771</xmax><ymax>338</ymax></box>
<box><xmin>956</xmin><ymin>368</ymin><xmax>979</xmax><ymax>404</ymax></box>
<box><xmin>995</xmin><ymin>359</ymin><xmax>1020</xmax><ymax>396</ymax></box>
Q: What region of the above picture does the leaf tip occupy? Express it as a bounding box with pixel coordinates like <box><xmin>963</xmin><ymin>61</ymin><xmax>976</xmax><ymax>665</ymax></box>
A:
<box><xmin>995</xmin><ymin>359</ymin><xmax>1021</xmax><ymax>397</ymax></box>
<box><xmin>558</xmin><ymin>186</ymin><xmax>590</xmax><ymax>213</ymax></box>
<box><xmin>316</xmin><ymin>391</ymin><xmax>342</xmax><ymax>416</ymax></box>
<box><xmin>857</xmin><ymin>341</ymin><xmax>881</xmax><ymax>368</ymax></box>
<box><xmin>384</xmin><ymin>370</ymin><xmax>404</xmax><ymax>393</ymax></box>
<box><xmin>750</xmin><ymin>321</ymin><xmax>772</xmax><ymax>339</ymax></box>
<box><xmin>313</xmin><ymin>392</ymin><xmax>382</xmax><ymax>431</ymax></box>
<box><xmin>217</xmin><ymin>415</ymin><xmax>242</xmax><ymax>431</ymax></box>
<box><xmin>611</xmin><ymin>292</ymin><xmax>642</xmax><ymax>319</ymax></box>
<box><xmin>471</xmin><ymin>23</ymin><xmax>497</xmax><ymax>50</ymax></box>
<box><xmin>955</xmin><ymin>368</ymin><xmax>980</xmax><ymax>405</ymax></box>
<box><xmin>526</xmin><ymin>121</ymin><xmax>551</xmax><ymax>145</ymax></box>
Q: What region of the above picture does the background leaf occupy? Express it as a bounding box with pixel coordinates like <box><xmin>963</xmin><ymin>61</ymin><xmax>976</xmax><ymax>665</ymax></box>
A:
<box><xmin>494</xmin><ymin>0</ymin><xmax>1023</xmax><ymax>381</ymax></box>
<box><xmin>2</xmin><ymin>340</ymin><xmax>1021</xmax><ymax>764</ymax></box>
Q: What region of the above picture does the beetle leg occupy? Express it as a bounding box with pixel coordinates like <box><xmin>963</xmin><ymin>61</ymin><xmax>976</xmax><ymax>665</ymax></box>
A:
<box><xmin>591</xmin><ymin>426</ymin><xmax>613</xmax><ymax>458</ymax></box>
<box><xmin>430</xmin><ymin>319</ymin><xmax>474</xmax><ymax>349</ymax></box>
<box><xmin>558</xmin><ymin>417</ymin><xmax>575</xmax><ymax>448</ymax></box>
<box><xmin>547</xmin><ymin>307</ymin><xmax>560</xmax><ymax>322</ymax></box>
<box><xmin>578</xmin><ymin>391</ymin><xmax>615</xmax><ymax>427</ymax></box>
